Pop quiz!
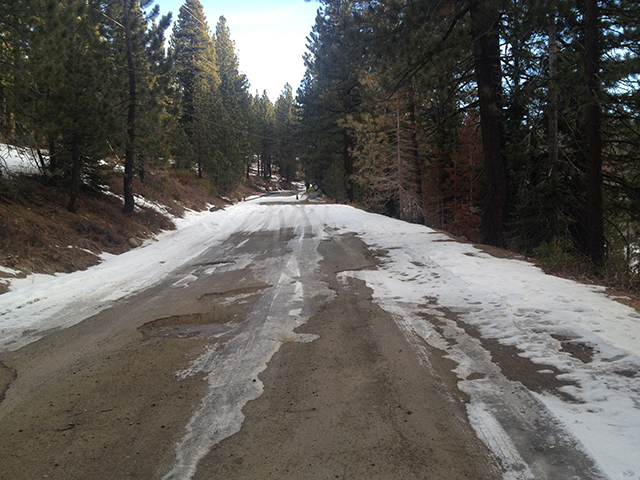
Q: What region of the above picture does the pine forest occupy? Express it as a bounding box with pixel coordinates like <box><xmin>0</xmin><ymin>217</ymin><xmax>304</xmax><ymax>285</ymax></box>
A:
<box><xmin>2</xmin><ymin>0</ymin><xmax>640</xmax><ymax>288</ymax></box>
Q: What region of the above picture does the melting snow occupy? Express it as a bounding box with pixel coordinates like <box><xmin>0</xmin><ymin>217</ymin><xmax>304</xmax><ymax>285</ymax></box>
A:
<box><xmin>1</xmin><ymin>198</ymin><xmax>638</xmax><ymax>479</ymax></box>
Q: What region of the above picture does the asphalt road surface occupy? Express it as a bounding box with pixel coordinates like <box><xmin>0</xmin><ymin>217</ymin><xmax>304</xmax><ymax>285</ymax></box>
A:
<box><xmin>0</xmin><ymin>202</ymin><xmax>604</xmax><ymax>479</ymax></box>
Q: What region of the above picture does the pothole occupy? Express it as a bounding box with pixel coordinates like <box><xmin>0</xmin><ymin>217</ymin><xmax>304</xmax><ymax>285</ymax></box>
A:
<box><xmin>0</xmin><ymin>361</ymin><xmax>17</xmax><ymax>404</ymax></box>
<box><xmin>139</xmin><ymin>304</ymin><xmax>250</xmax><ymax>339</ymax></box>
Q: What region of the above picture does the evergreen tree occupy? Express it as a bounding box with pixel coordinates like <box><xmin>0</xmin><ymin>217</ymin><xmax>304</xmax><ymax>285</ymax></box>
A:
<box><xmin>214</xmin><ymin>16</ymin><xmax>251</xmax><ymax>184</ymax></box>
<box><xmin>170</xmin><ymin>0</ymin><xmax>223</xmax><ymax>179</ymax></box>
<box><xmin>21</xmin><ymin>0</ymin><xmax>121</xmax><ymax>212</ymax></box>
<box><xmin>0</xmin><ymin>0</ymin><xmax>32</xmax><ymax>140</ymax></box>
<box><xmin>105</xmin><ymin>0</ymin><xmax>172</xmax><ymax>213</ymax></box>
<box><xmin>469</xmin><ymin>0</ymin><xmax>507</xmax><ymax>247</ymax></box>
<box><xmin>257</xmin><ymin>91</ymin><xmax>276</xmax><ymax>179</ymax></box>
<box><xmin>274</xmin><ymin>84</ymin><xmax>298</xmax><ymax>183</ymax></box>
<box><xmin>298</xmin><ymin>1</ymin><xmax>367</xmax><ymax>202</ymax></box>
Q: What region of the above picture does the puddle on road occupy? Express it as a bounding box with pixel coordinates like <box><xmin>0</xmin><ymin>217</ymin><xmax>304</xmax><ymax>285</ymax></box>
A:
<box><xmin>138</xmin><ymin>313</ymin><xmax>238</xmax><ymax>339</ymax></box>
<box><xmin>139</xmin><ymin>286</ymin><xmax>268</xmax><ymax>339</ymax></box>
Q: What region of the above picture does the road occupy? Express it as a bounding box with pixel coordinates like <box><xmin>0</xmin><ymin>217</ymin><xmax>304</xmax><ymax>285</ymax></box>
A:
<box><xmin>0</xmin><ymin>199</ymin><xmax>617</xmax><ymax>479</ymax></box>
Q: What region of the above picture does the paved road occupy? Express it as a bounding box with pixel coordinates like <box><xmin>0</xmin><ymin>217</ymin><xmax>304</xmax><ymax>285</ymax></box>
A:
<box><xmin>0</xmin><ymin>202</ymin><xmax>604</xmax><ymax>479</ymax></box>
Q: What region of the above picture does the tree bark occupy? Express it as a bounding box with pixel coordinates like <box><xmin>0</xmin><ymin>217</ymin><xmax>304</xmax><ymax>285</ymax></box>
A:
<box><xmin>584</xmin><ymin>0</ymin><xmax>604</xmax><ymax>265</ymax></box>
<box><xmin>472</xmin><ymin>0</ymin><xmax>507</xmax><ymax>247</ymax></box>
<box><xmin>67</xmin><ymin>135</ymin><xmax>80</xmax><ymax>213</ymax></box>
<box><xmin>48</xmin><ymin>139</ymin><xmax>58</xmax><ymax>186</ymax></box>
<box><xmin>548</xmin><ymin>11</ymin><xmax>559</xmax><ymax>178</ymax></box>
<box><xmin>341</xmin><ymin>82</ymin><xmax>355</xmax><ymax>203</ymax></box>
<box><xmin>407</xmin><ymin>82</ymin><xmax>425</xmax><ymax>224</ymax></box>
<box><xmin>343</xmin><ymin>127</ymin><xmax>354</xmax><ymax>203</ymax></box>
<box><xmin>122</xmin><ymin>0</ymin><xmax>137</xmax><ymax>215</ymax></box>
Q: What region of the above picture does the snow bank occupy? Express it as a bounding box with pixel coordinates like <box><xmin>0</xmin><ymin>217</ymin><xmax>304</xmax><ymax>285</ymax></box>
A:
<box><xmin>321</xmin><ymin>206</ymin><xmax>640</xmax><ymax>480</ymax></box>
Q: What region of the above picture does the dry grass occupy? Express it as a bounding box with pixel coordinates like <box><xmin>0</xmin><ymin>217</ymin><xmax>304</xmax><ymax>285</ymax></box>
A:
<box><xmin>0</xmin><ymin>170</ymin><xmax>221</xmax><ymax>293</ymax></box>
<box><xmin>106</xmin><ymin>169</ymin><xmax>226</xmax><ymax>216</ymax></box>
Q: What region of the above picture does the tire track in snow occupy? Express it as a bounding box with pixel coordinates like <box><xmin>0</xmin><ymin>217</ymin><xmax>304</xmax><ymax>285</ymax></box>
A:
<box><xmin>162</xmin><ymin>206</ymin><xmax>333</xmax><ymax>480</ymax></box>
<box><xmin>342</xmin><ymin>254</ymin><xmax>606</xmax><ymax>480</ymax></box>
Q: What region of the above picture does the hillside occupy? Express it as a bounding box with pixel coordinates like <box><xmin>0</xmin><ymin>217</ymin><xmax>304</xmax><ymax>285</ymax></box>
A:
<box><xmin>0</xmin><ymin>166</ymin><xmax>267</xmax><ymax>293</ymax></box>
<box><xmin>2</xmin><ymin>156</ymin><xmax>639</xmax><ymax>312</ymax></box>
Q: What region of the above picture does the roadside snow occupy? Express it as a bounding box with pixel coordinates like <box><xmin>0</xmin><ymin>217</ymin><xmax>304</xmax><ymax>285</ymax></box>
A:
<box><xmin>0</xmin><ymin>205</ymin><xmax>226</xmax><ymax>350</ymax></box>
<box><xmin>0</xmin><ymin>144</ymin><xmax>42</xmax><ymax>176</ymax></box>
<box><xmin>319</xmin><ymin>206</ymin><xmax>640</xmax><ymax>480</ymax></box>
<box><xmin>1</xmin><ymin>198</ymin><xmax>638</xmax><ymax>479</ymax></box>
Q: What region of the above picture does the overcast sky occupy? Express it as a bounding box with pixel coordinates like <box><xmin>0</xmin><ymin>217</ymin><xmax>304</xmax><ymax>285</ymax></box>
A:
<box><xmin>155</xmin><ymin>0</ymin><xmax>320</xmax><ymax>101</ymax></box>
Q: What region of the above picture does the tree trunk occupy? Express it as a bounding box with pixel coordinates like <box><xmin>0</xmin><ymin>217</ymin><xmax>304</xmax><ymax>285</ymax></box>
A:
<box><xmin>48</xmin><ymin>139</ymin><xmax>58</xmax><ymax>186</ymax></box>
<box><xmin>67</xmin><ymin>136</ymin><xmax>80</xmax><ymax>213</ymax></box>
<box><xmin>472</xmin><ymin>0</ymin><xmax>507</xmax><ymax>247</ymax></box>
<box><xmin>343</xmin><ymin>127</ymin><xmax>354</xmax><ymax>203</ymax></box>
<box><xmin>36</xmin><ymin>149</ymin><xmax>47</xmax><ymax>176</ymax></box>
<box><xmin>396</xmin><ymin>99</ymin><xmax>403</xmax><ymax>218</ymax></box>
<box><xmin>407</xmin><ymin>82</ymin><xmax>424</xmax><ymax>224</ymax></box>
<box><xmin>548</xmin><ymin>11</ymin><xmax>559</xmax><ymax>178</ymax></box>
<box><xmin>342</xmin><ymin>87</ymin><xmax>355</xmax><ymax>203</ymax></box>
<box><xmin>122</xmin><ymin>0</ymin><xmax>137</xmax><ymax>215</ymax></box>
<box><xmin>584</xmin><ymin>0</ymin><xmax>604</xmax><ymax>264</ymax></box>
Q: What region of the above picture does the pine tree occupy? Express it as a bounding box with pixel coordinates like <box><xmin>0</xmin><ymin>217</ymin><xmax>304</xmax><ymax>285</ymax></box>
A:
<box><xmin>274</xmin><ymin>84</ymin><xmax>298</xmax><ymax>183</ymax></box>
<box><xmin>104</xmin><ymin>0</ymin><xmax>172</xmax><ymax>214</ymax></box>
<box><xmin>298</xmin><ymin>1</ymin><xmax>367</xmax><ymax>202</ymax></box>
<box><xmin>470</xmin><ymin>0</ymin><xmax>507</xmax><ymax>247</ymax></box>
<box><xmin>170</xmin><ymin>0</ymin><xmax>222</xmax><ymax>179</ymax></box>
<box><xmin>26</xmin><ymin>0</ymin><xmax>121</xmax><ymax>212</ymax></box>
<box><xmin>583</xmin><ymin>0</ymin><xmax>604</xmax><ymax>264</ymax></box>
<box><xmin>214</xmin><ymin>15</ymin><xmax>251</xmax><ymax>186</ymax></box>
<box><xmin>257</xmin><ymin>91</ymin><xmax>276</xmax><ymax>180</ymax></box>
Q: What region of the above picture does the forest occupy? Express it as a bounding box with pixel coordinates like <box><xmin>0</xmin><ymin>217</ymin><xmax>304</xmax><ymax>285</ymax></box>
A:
<box><xmin>0</xmin><ymin>0</ymin><xmax>298</xmax><ymax>212</ymax></box>
<box><xmin>1</xmin><ymin>0</ymin><xmax>640</xmax><ymax>288</ymax></box>
<box><xmin>298</xmin><ymin>0</ymin><xmax>640</xmax><ymax>286</ymax></box>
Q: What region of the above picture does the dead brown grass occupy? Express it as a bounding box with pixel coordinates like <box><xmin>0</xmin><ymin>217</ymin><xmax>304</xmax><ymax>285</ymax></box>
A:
<box><xmin>106</xmin><ymin>169</ymin><xmax>227</xmax><ymax>216</ymax></box>
<box><xmin>0</xmin><ymin>170</ymin><xmax>221</xmax><ymax>293</ymax></box>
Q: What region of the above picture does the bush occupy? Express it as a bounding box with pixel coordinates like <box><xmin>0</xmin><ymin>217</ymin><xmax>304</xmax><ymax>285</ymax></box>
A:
<box><xmin>533</xmin><ymin>236</ymin><xmax>594</xmax><ymax>278</ymax></box>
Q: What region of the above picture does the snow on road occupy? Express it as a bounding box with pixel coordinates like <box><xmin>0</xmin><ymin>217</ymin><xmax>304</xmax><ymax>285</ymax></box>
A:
<box><xmin>162</xmin><ymin>203</ymin><xmax>331</xmax><ymax>480</ymax></box>
<box><xmin>1</xmin><ymin>197</ymin><xmax>639</xmax><ymax>479</ymax></box>
<box><xmin>321</xmin><ymin>206</ymin><xmax>640</xmax><ymax>480</ymax></box>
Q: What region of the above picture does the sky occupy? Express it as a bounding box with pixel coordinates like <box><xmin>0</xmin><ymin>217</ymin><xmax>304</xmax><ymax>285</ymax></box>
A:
<box><xmin>155</xmin><ymin>0</ymin><xmax>321</xmax><ymax>101</ymax></box>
